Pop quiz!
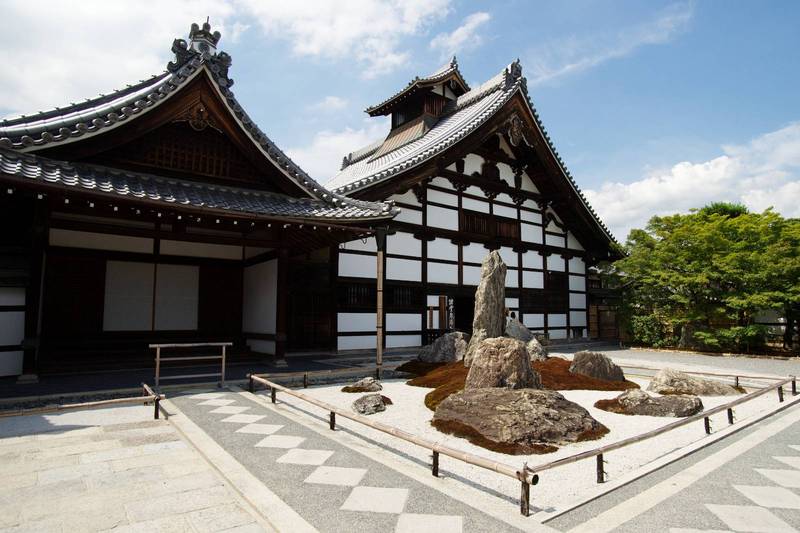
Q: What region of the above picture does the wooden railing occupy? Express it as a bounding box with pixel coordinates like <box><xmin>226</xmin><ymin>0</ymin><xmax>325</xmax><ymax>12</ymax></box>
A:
<box><xmin>0</xmin><ymin>383</ymin><xmax>165</xmax><ymax>420</ymax></box>
<box><xmin>247</xmin><ymin>369</ymin><xmax>796</xmax><ymax>516</ymax></box>
<box><xmin>150</xmin><ymin>342</ymin><xmax>232</xmax><ymax>389</ymax></box>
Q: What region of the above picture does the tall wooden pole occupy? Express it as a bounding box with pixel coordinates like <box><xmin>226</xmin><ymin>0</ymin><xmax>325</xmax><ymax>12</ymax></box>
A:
<box><xmin>275</xmin><ymin>248</ymin><xmax>289</xmax><ymax>360</ymax></box>
<box><xmin>375</xmin><ymin>228</ymin><xmax>387</xmax><ymax>379</ymax></box>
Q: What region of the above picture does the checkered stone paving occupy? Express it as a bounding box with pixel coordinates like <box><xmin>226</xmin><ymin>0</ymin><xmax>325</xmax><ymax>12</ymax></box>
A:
<box><xmin>171</xmin><ymin>389</ymin><xmax>525</xmax><ymax>532</ymax></box>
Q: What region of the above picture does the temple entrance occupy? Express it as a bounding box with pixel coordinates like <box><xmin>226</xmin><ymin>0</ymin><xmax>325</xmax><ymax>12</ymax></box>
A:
<box><xmin>287</xmin><ymin>249</ymin><xmax>333</xmax><ymax>352</ymax></box>
<box><xmin>453</xmin><ymin>296</ymin><xmax>474</xmax><ymax>334</ymax></box>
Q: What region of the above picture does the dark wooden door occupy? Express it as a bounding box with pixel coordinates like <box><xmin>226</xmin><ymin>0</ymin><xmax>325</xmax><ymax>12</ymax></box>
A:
<box><xmin>287</xmin><ymin>259</ymin><xmax>332</xmax><ymax>351</ymax></box>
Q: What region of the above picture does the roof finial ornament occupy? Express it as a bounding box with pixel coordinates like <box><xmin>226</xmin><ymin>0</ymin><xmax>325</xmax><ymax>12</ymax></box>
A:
<box><xmin>189</xmin><ymin>19</ymin><xmax>221</xmax><ymax>56</ymax></box>
<box><xmin>450</xmin><ymin>55</ymin><xmax>458</xmax><ymax>68</ymax></box>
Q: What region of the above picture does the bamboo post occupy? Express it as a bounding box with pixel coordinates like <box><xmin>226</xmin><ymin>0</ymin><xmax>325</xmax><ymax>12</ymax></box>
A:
<box><xmin>596</xmin><ymin>453</ymin><xmax>605</xmax><ymax>483</ymax></box>
<box><xmin>155</xmin><ymin>346</ymin><xmax>161</xmax><ymax>388</ymax></box>
<box><xmin>329</xmin><ymin>412</ymin><xmax>336</xmax><ymax>430</ymax></box>
<box><xmin>432</xmin><ymin>451</ymin><xmax>439</xmax><ymax>477</ymax></box>
<box><xmin>704</xmin><ymin>417</ymin><xmax>711</xmax><ymax>434</ymax></box>
<box><xmin>778</xmin><ymin>386</ymin><xmax>784</xmax><ymax>402</ymax></box>
<box><xmin>727</xmin><ymin>408</ymin><xmax>734</xmax><ymax>425</ymax></box>
<box><xmin>220</xmin><ymin>345</ymin><xmax>226</xmax><ymax>388</ymax></box>
<box><xmin>520</xmin><ymin>481</ymin><xmax>530</xmax><ymax>516</ymax></box>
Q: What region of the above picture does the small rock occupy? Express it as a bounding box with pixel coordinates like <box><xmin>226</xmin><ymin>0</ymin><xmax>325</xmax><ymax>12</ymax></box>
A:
<box><xmin>505</xmin><ymin>317</ymin><xmax>548</xmax><ymax>361</ymax></box>
<box><xmin>464</xmin><ymin>252</ymin><xmax>507</xmax><ymax>367</ymax></box>
<box><xmin>465</xmin><ymin>337</ymin><xmax>541</xmax><ymax>390</ymax></box>
<box><xmin>418</xmin><ymin>331</ymin><xmax>471</xmax><ymax>363</ymax></box>
<box><xmin>647</xmin><ymin>368</ymin><xmax>741</xmax><ymax>396</ymax></box>
<box><xmin>526</xmin><ymin>338</ymin><xmax>548</xmax><ymax>362</ymax></box>
<box><xmin>342</xmin><ymin>377</ymin><xmax>382</xmax><ymax>393</ymax></box>
<box><xmin>597</xmin><ymin>389</ymin><xmax>703</xmax><ymax>417</ymax></box>
<box><xmin>433</xmin><ymin>388</ymin><xmax>608</xmax><ymax>454</ymax></box>
<box><xmin>352</xmin><ymin>393</ymin><xmax>388</xmax><ymax>415</ymax></box>
<box><xmin>569</xmin><ymin>351</ymin><xmax>625</xmax><ymax>382</ymax></box>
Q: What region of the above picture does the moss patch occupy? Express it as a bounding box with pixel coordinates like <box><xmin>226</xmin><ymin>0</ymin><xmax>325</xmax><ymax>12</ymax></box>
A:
<box><xmin>395</xmin><ymin>360</ymin><xmax>446</xmax><ymax>377</ymax></box>
<box><xmin>533</xmin><ymin>358</ymin><xmax>640</xmax><ymax>392</ymax></box>
<box><xmin>430</xmin><ymin>418</ymin><xmax>558</xmax><ymax>455</ymax></box>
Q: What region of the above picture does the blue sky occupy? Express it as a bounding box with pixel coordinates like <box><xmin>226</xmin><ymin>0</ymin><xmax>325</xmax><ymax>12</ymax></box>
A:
<box><xmin>1</xmin><ymin>0</ymin><xmax>798</xmax><ymax>239</ymax></box>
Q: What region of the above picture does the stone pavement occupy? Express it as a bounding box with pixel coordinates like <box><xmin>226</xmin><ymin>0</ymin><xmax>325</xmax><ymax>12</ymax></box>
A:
<box><xmin>169</xmin><ymin>389</ymin><xmax>537</xmax><ymax>533</ymax></box>
<box><xmin>548</xmin><ymin>401</ymin><xmax>800</xmax><ymax>532</ymax></box>
<box><xmin>0</xmin><ymin>404</ymin><xmax>271</xmax><ymax>532</ymax></box>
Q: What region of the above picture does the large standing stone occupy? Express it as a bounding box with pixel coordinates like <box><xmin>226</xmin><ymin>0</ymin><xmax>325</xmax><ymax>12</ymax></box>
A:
<box><xmin>596</xmin><ymin>389</ymin><xmax>703</xmax><ymax>417</ymax></box>
<box><xmin>432</xmin><ymin>388</ymin><xmax>608</xmax><ymax>454</ymax></box>
<box><xmin>464</xmin><ymin>251</ymin><xmax>506</xmax><ymax>367</ymax></box>
<box><xmin>418</xmin><ymin>331</ymin><xmax>471</xmax><ymax>363</ymax></box>
<box><xmin>352</xmin><ymin>393</ymin><xmax>390</xmax><ymax>415</ymax></box>
<box><xmin>647</xmin><ymin>368</ymin><xmax>742</xmax><ymax>396</ymax></box>
<box><xmin>505</xmin><ymin>317</ymin><xmax>548</xmax><ymax>361</ymax></box>
<box><xmin>341</xmin><ymin>377</ymin><xmax>382</xmax><ymax>393</ymax></box>
<box><xmin>569</xmin><ymin>351</ymin><xmax>625</xmax><ymax>382</ymax></box>
<box><xmin>465</xmin><ymin>337</ymin><xmax>541</xmax><ymax>390</ymax></box>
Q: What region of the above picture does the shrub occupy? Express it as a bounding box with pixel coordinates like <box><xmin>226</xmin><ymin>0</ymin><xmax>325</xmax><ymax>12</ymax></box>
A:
<box><xmin>630</xmin><ymin>315</ymin><xmax>674</xmax><ymax>347</ymax></box>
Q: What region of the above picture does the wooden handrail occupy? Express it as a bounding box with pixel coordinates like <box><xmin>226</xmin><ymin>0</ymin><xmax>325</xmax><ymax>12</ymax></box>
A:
<box><xmin>0</xmin><ymin>386</ymin><xmax>164</xmax><ymax>419</ymax></box>
<box><xmin>148</xmin><ymin>342</ymin><xmax>233</xmax><ymax>348</ymax></box>
<box><xmin>152</xmin><ymin>342</ymin><xmax>230</xmax><ymax>388</ymax></box>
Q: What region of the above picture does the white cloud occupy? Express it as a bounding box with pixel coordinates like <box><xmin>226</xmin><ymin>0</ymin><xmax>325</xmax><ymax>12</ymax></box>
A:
<box><xmin>430</xmin><ymin>12</ymin><xmax>491</xmax><ymax>59</ymax></box>
<box><xmin>286</xmin><ymin>120</ymin><xmax>389</xmax><ymax>181</ymax></box>
<box><xmin>307</xmin><ymin>96</ymin><xmax>348</xmax><ymax>113</ymax></box>
<box><xmin>236</xmin><ymin>0</ymin><xmax>452</xmax><ymax>78</ymax></box>
<box><xmin>584</xmin><ymin>122</ymin><xmax>800</xmax><ymax>241</ymax></box>
<box><xmin>527</xmin><ymin>2</ymin><xmax>693</xmax><ymax>87</ymax></box>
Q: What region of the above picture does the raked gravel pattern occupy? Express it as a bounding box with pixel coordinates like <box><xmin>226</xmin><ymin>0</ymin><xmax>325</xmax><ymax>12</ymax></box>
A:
<box><xmin>170</xmin><ymin>390</ymin><xmax>523</xmax><ymax>533</ymax></box>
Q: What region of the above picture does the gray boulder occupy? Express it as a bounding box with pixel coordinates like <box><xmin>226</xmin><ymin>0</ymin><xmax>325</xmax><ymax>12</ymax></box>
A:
<box><xmin>342</xmin><ymin>376</ymin><xmax>382</xmax><ymax>393</ymax></box>
<box><xmin>647</xmin><ymin>368</ymin><xmax>741</xmax><ymax>396</ymax></box>
<box><xmin>464</xmin><ymin>252</ymin><xmax>506</xmax><ymax>367</ymax></box>
<box><xmin>505</xmin><ymin>317</ymin><xmax>548</xmax><ymax>361</ymax></box>
<box><xmin>352</xmin><ymin>393</ymin><xmax>389</xmax><ymax>415</ymax></box>
<box><xmin>599</xmin><ymin>389</ymin><xmax>703</xmax><ymax>417</ymax></box>
<box><xmin>465</xmin><ymin>337</ymin><xmax>541</xmax><ymax>390</ymax></box>
<box><xmin>569</xmin><ymin>351</ymin><xmax>625</xmax><ymax>382</ymax></box>
<box><xmin>433</xmin><ymin>388</ymin><xmax>608</xmax><ymax>453</ymax></box>
<box><xmin>418</xmin><ymin>331</ymin><xmax>471</xmax><ymax>363</ymax></box>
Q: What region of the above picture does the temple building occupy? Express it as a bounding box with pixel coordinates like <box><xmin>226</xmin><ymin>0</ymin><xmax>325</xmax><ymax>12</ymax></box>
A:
<box><xmin>0</xmin><ymin>23</ymin><xmax>618</xmax><ymax>379</ymax></box>
<box><xmin>329</xmin><ymin>58</ymin><xmax>619</xmax><ymax>352</ymax></box>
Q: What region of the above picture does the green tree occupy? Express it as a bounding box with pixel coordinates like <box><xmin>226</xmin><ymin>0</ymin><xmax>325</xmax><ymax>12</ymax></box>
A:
<box><xmin>611</xmin><ymin>204</ymin><xmax>800</xmax><ymax>352</ymax></box>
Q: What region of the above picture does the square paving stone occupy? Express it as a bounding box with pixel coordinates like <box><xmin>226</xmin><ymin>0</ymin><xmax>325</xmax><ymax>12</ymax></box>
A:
<box><xmin>669</xmin><ymin>529</ymin><xmax>734</xmax><ymax>533</ymax></box>
<box><xmin>190</xmin><ymin>392</ymin><xmax>228</xmax><ymax>400</ymax></box>
<box><xmin>235</xmin><ymin>424</ymin><xmax>283</xmax><ymax>435</ymax></box>
<box><xmin>304</xmin><ymin>466</ymin><xmax>367</xmax><ymax>487</ymax></box>
<box><xmin>209</xmin><ymin>406</ymin><xmax>250</xmax><ymax>415</ymax></box>
<box><xmin>220</xmin><ymin>414</ymin><xmax>265</xmax><ymax>424</ymax></box>
<box><xmin>276</xmin><ymin>449</ymin><xmax>333</xmax><ymax>466</ymax></box>
<box><xmin>254</xmin><ymin>435</ymin><xmax>306</xmax><ymax>449</ymax></box>
<box><xmin>755</xmin><ymin>468</ymin><xmax>800</xmax><ymax>488</ymax></box>
<box><xmin>198</xmin><ymin>399</ymin><xmax>237</xmax><ymax>407</ymax></box>
<box><xmin>395</xmin><ymin>513</ymin><xmax>463</xmax><ymax>533</ymax></box>
<box><xmin>774</xmin><ymin>456</ymin><xmax>800</xmax><ymax>469</ymax></box>
<box><xmin>340</xmin><ymin>486</ymin><xmax>408</xmax><ymax>514</ymax></box>
<box><xmin>733</xmin><ymin>485</ymin><xmax>800</xmax><ymax>509</ymax></box>
<box><xmin>705</xmin><ymin>504</ymin><xmax>796</xmax><ymax>533</ymax></box>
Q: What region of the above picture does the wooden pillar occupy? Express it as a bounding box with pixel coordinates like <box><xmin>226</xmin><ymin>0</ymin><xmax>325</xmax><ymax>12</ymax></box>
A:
<box><xmin>375</xmin><ymin>228</ymin><xmax>387</xmax><ymax>378</ymax></box>
<box><xmin>275</xmin><ymin>248</ymin><xmax>289</xmax><ymax>359</ymax></box>
<box><xmin>20</xmin><ymin>201</ymin><xmax>48</xmax><ymax>381</ymax></box>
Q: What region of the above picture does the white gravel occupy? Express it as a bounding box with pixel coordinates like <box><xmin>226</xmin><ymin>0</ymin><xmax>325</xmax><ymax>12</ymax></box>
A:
<box><xmin>273</xmin><ymin>376</ymin><xmax>784</xmax><ymax>513</ymax></box>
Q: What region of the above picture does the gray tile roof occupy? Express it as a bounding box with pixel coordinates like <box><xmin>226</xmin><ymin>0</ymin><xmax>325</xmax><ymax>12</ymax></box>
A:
<box><xmin>328</xmin><ymin>60</ymin><xmax>617</xmax><ymax>244</ymax></box>
<box><xmin>0</xmin><ymin>147</ymin><xmax>397</xmax><ymax>222</ymax></box>
<box><xmin>0</xmin><ymin>22</ymin><xmax>390</xmax><ymax>216</ymax></box>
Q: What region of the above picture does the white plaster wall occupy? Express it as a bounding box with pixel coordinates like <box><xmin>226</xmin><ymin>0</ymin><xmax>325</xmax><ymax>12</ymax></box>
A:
<box><xmin>0</xmin><ymin>311</ymin><xmax>24</xmax><ymax>347</ymax></box>
<box><xmin>387</xmin><ymin>258</ymin><xmax>421</xmax><ymax>282</ymax></box>
<box><xmin>549</xmin><ymin>329</ymin><xmax>567</xmax><ymax>340</ymax></box>
<box><xmin>521</xmin><ymin>173</ymin><xmax>540</xmax><ymax>193</ymax></box>
<box><xmin>495</xmin><ymin>193</ymin><xmax>515</xmax><ymax>205</ymax></box>
<box><xmin>426</xmin><ymin>205</ymin><xmax>459</xmax><ymax>231</ymax></box>
<box><xmin>462</xmin><ymin>197</ymin><xmax>490</xmax><ymax>213</ymax></box>
<box><xmin>497</xmin><ymin>162</ymin><xmax>515</xmax><ymax>187</ymax></box>
<box><xmin>394</xmin><ymin>208</ymin><xmax>423</xmax><ymax>225</ymax></box>
<box><xmin>521</xmin><ymin>223</ymin><xmax>543</xmax><ymax>244</ymax></box>
<box><xmin>464</xmin><ymin>185</ymin><xmax>483</xmax><ymax>197</ymax></box>
<box><xmin>522</xmin><ymin>251</ymin><xmax>544</xmax><ymax>269</ymax></box>
<box><xmin>387</xmin><ymin>232</ymin><xmax>420</xmax><ymax>256</ymax></box>
<box><xmin>429</xmin><ymin>176</ymin><xmax>454</xmax><ymax>190</ymax></box>
<box><xmin>524</xmin><ymin>314</ymin><xmax>544</xmax><ymax>329</ymax></box>
<box><xmin>462</xmin><ymin>243</ymin><xmax>487</xmax><ymax>264</ymax></box>
<box><xmin>428</xmin><ymin>262</ymin><xmax>458</xmax><ymax>284</ymax></box>
<box><xmin>505</xmin><ymin>298</ymin><xmax>519</xmax><ymax>309</ymax></box>
<box><xmin>522</xmin><ymin>270</ymin><xmax>544</xmax><ymax>289</ymax></box>
<box><xmin>547</xmin><ymin>255</ymin><xmax>566</xmax><ymax>272</ymax></box>
<box><xmin>242</xmin><ymin>259</ymin><xmax>277</xmax><ymax>334</ymax></box>
<box><xmin>247</xmin><ymin>339</ymin><xmax>275</xmax><ymax>355</ymax></box>
<box><xmin>463</xmin><ymin>265</ymin><xmax>481</xmax><ymax>285</ymax></box>
<box><xmin>570</xmin><ymin>311</ymin><xmax>588</xmax><ymax>327</ymax></box>
<box><xmin>0</xmin><ymin>351</ymin><xmax>23</xmax><ymax>377</ymax></box>
<box><xmin>493</xmin><ymin>204</ymin><xmax>517</xmax><ymax>219</ymax></box>
<box><xmin>386</xmin><ymin>313</ymin><xmax>421</xmax><ymax>331</ymax></box>
<box><xmin>545</xmin><ymin>234</ymin><xmax>566</xmax><ymax>248</ymax></box>
<box><xmin>339</xmin><ymin>253</ymin><xmax>377</xmax><ymax>278</ymax></box>
<box><xmin>464</xmin><ymin>153</ymin><xmax>484</xmax><ymax>175</ymax></box>
<box><xmin>548</xmin><ymin>314</ymin><xmax>567</xmax><ymax>327</ymax></box>
<box><xmin>570</xmin><ymin>293</ymin><xmax>587</xmax><ymax>309</ymax></box>
<box><xmin>567</xmin><ymin>233</ymin><xmax>585</xmax><ymax>251</ymax></box>
<box><xmin>50</xmin><ymin>228</ymin><xmax>153</xmax><ymax>254</ymax></box>
<box><xmin>337</xmin><ymin>313</ymin><xmax>375</xmax><ymax>332</ymax></box>
<box><xmin>569</xmin><ymin>275</ymin><xmax>586</xmax><ymax>291</ymax></box>
<box><xmin>154</xmin><ymin>264</ymin><xmax>199</xmax><ymax>331</ymax></box>
<box><xmin>568</xmin><ymin>257</ymin><xmax>586</xmax><ymax>274</ymax></box>
<box><xmin>427</xmin><ymin>189</ymin><xmax>458</xmax><ymax>207</ymax></box>
<box><xmin>498</xmin><ymin>247</ymin><xmax>518</xmax><ymax>268</ymax></box>
<box><xmin>389</xmin><ymin>190</ymin><xmax>420</xmax><ymax>206</ymax></box>
<box><xmin>160</xmin><ymin>240</ymin><xmax>241</xmax><ymax>260</ymax></box>
<box><xmin>339</xmin><ymin>238</ymin><xmax>376</xmax><ymax>252</ymax></box>
<box><xmin>338</xmin><ymin>335</ymin><xmax>376</xmax><ymax>351</ymax></box>
<box><xmin>505</xmin><ymin>268</ymin><xmax>518</xmax><ymax>288</ymax></box>
<box><xmin>427</xmin><ymin>238</ymin><xmax>458</xmax><ymax>261</ymax></box>
<box><xmin>0</xmin><ymin>287</ymin><xmax>24</xmax><ymax>306</ymax></box>
<box><xmin>386</xmin><ymin>335</ymin><xmax>422</xmax><ymax>348</ymax></box>
<box><xmin>426</xmin><ymin>295</ymin><xmax>442</xmax><ymax>306</ymax></box>
<box><xmin>521</xmin><ymin>210</ymin><xmax>543</xmax><ymax>224</ymax></box>
<box><xmin>103</xmin><ymin>261</ymin><xmax>154</xmax><ymax>331</ymax></box>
